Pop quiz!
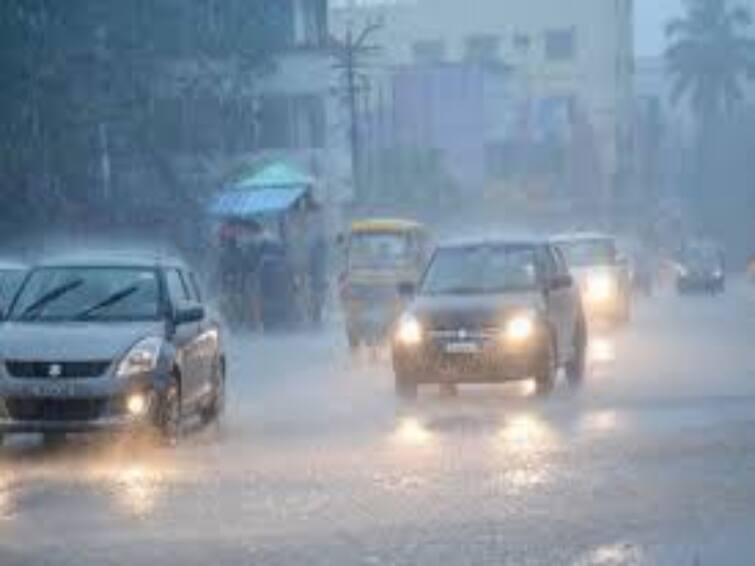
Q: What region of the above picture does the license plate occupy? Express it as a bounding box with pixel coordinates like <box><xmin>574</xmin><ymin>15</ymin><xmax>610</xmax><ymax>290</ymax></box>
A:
<box><xmin>24</xmin><ymin>383</ymin><xmax>82</xmax><ymax>398</ymax></box>
<box><xmin>445</xmin><ymin>342</ymin><xmax>481</xmax><ymax>354</ymax></box>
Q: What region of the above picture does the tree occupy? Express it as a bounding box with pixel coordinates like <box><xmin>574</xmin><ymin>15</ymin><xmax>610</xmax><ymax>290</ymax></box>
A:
<box><xmin>0</xmin><ymin>0</ymin><xmax>276</xmax><ymax>246</ymax></box>
<box><xmin>665</xmin><ymin>0</ymin><xmax>755</xmax><ymax>224</ymax></box>
<box><xmin>666</xmin><ymin>0</ymin><xmax>755</xmax><ymax>126</ymax></box>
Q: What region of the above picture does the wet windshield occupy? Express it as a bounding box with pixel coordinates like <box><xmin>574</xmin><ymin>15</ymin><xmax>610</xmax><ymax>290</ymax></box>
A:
<box><xmin>0</xmin><ymin>269</ymin><xmax>25</xmax><ymax>309</ymax></box>
<box><xmin>559</xmin><ymin>239</ymin><xmax>616</xmax><ymax>267</ymax></box>
<box><xmin>349</xmin><ymin>233</ymin><xmax>411</xmax><ymax>269</ymax></box>
<box><xmin>8</xmin><ymin>267</ymin><xmax>160</xmax><ymax>322</ymax></box>
<box><xmin>422</xmin><ymin>245</ymin><xmax>537</xmax><ymax>295</ymax></box>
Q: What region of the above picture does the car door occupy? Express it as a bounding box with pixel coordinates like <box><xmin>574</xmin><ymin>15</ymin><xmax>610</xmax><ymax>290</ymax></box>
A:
<box><xmin>550</xmin><ymin>246</ymin><xmax>580</xmax><ymax>359</ymax></box>
<box><xmin>540</xmin><ymin>246</ymin><xmax>571</xmax><ymax>363</ymax></box>
<box><xmin>185</xmin><ymin>270</ymin><xmax>218</xmax><ymax>399</ymax></box>
<box><xmin>164</xmin><ymin>268</ymin><xmax>203</xmax><ymax>405</ymax></box>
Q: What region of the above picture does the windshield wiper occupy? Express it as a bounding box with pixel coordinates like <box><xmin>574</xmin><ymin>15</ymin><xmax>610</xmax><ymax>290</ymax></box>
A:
<box><xmin>74</xmin><ymin>284</ymin><xmax>140</xmax><ymax>320</ymax></box>
<box><xmin>19</xmin><ymin>279</ymin><xmax>84</xmax><ymax>320</ymax></box>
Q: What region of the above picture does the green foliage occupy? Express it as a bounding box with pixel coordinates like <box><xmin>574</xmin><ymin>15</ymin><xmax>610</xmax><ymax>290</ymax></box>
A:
<box><xmin>0</xmin><ymin>0</ymin><xmax>275</xmax><ymax>237</ymax></box>
<box><xmin>665</xmin><ymin>0</ymin><xmax>755</xmax><ymax>122</ymax></box>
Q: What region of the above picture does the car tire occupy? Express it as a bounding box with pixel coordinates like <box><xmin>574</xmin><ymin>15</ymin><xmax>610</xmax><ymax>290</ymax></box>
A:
<box><xmin>395</xmin><ymin>373</ymin><xmax>418</xmax><ymax>401</ymax></box>
<box><xmin>158</xmin><ymin>374</ymin><xmax>182</xmax><ymax>446</ymax></box>
<box><xmin>566</xmin><ymin>318</ymin><xmax>587</xmax><ymax>387</ymax></box>
<box><xmin>201</xmin><ymin>360</ymin><xmax>226</xmax><ymax>426</ymax></box>
<box><xmin>535</xmin><ymin>338</ymin><xmax>557</xmax><ymax>396</ymax></box>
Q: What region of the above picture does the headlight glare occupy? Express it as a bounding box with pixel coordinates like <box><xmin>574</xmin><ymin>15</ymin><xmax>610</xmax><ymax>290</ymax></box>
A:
<box><xmin>117</xmin><ymin>337</ymin><xmax>162</xmax><ymax>378</ymax></box>
<box><xmin>505</xmin><ymin>314</ymin><xmax>535</xmax><ymax>342</ymax></box>
<box><xmin>396</xmin><ymin>315</ymin><xmax>423</xmax><ymax>346</ymax></box>
<box><xmin>586</xmin><ymin>274</ymin><xmax>615</xmax><ymax>302</ymax></box>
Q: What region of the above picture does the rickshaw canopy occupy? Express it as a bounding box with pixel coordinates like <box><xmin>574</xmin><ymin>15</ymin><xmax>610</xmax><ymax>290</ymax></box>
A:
<box><xmin>210</xmin><ymin>161</ymin><xmax>314</xmax><ymax>220</ymax></box>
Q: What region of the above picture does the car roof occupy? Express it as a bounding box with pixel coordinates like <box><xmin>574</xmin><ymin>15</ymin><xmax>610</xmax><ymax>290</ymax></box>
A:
<box><xmin>550</xmin><ymin>231</ymin><xmax>615</xmax><ymax>243</ymax></box>
<box><xmin>350</xmin><ymin>218</ymin><xmax>426</xmax><ymax>234</ymax></box>
<box><xmin>437</xmin><ymin>235</ymin><xmax>550</xmax><ymax>249</ymax></box>
<box><xmin>31</xmin><ymin>251</ymin><xmax>188</xmax><ymax>270</ymax></box>
<box><xmin>0</xmin><ymin>260</ymin><xmax>27</xmax><ymax>271</ymax></box>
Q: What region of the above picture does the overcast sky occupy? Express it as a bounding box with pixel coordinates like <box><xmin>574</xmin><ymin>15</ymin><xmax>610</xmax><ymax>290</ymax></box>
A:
<box><xmin>635</xmin><ymin>0</ymin><xmax>683</xmax><ymax>57</ymax></box>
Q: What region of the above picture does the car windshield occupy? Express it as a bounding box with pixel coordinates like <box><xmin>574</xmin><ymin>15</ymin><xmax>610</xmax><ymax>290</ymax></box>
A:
<box><xmin>0</xmin><ymin>269</ymin><xmax>25</xmax><ymax>310</ymax></box>
<box><xmin>421</xmin><ymin>245</ymin><xmax>538</xmax><ymax>295</ymax></box>
<box><xmin>682</xmin><ymin>245</ymin><xmax>722</xmax><ymax>268</ymax></box>
<box><xmin>559</xmin><ymin>239</ymin><xmax>616</xmax><ymax>266</ymax></box>
<box><xmin>8</xmin><ymin>267</ymin><xmax>161</xmax><ymax>322</ymax></box>
<box><xmin>349</xmin><ymin>232</ymin><xmax>412</xmax><ymax>269</ymax></box>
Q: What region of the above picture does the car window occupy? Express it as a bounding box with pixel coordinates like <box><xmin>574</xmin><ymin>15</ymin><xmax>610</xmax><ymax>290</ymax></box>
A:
<box><xmin>187</xmin><ymin>271</ymin><xmax>203</xmax><ymax>302</ymax></box>
<box><xmin>0</xmin><ymin>269</ymin><xmax>26</xmax><ymax>310</ymax></box>
<box><xmin>165</xmin><ymin>269</ymin><xmax>190</xmax><ymax>304</ymax></box>
<box><xmin>550</xmin><ymin>247</ymin><xmax>569</xmax><ymax>276</ymax></box>
<box><xmin>559</xmin><ymin>239</ymin><xmax>616</xmax><ymax>266</ymax></box>
<box><xmin>421</xmin><ymin>245</ymin><xmax>538</xmax><ymax>295</ymax></box>
<box><xmin>8</xmin><ymin>267</ymin><xmax>160</xmax><ymax>322</ymax></box>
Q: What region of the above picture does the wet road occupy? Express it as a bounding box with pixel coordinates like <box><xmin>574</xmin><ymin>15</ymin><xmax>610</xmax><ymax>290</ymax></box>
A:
<box><xmin>2</xmin><ymin>281</ymin><xmax>755</xmax><ymax>565</ymax></box>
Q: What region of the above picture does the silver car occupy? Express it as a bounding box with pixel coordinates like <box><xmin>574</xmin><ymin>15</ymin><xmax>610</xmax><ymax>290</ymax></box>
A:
<box><xmin>0</xmin><ymin>253</ymin><xmax>225</xmax><ymax>446</ymax></box>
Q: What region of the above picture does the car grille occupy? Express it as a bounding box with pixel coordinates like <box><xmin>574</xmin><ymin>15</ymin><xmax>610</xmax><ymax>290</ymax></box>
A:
<box><xmin>5</xmin><ymin>360</ymin><xmax>111</xmax><ymax>379</ymax></box>
<box><xmin>428</xmin><ymin>328</ymin><xmax>499</xmax><ymax>341</ymax></box>
<box><xmin>5</xmin><ymin>398</ymin><xmax>107</xmax><ymax>422</ymax></box>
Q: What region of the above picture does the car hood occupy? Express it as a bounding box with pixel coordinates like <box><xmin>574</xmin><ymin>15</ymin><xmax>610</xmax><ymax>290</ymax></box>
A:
<box><xmin>410</xmin><ymin>292</ymin><xmax>544</xmax><ymax>329</ymax></box>
<box><xmin>0</xmin><ymin>321</ymin><xmax>165</xmax><ymax>361</ymax></box>
<box><xmin>570</xmin><ymin>265</ymin><xmax>621</xmax><ymax>283</ymax></box>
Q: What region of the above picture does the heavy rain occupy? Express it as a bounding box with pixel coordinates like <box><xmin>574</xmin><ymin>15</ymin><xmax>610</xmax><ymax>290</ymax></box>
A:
<box><xmin>2</xmin><ymin>1</ymin><xmax>755</xmax><ymax>564</ymax></box>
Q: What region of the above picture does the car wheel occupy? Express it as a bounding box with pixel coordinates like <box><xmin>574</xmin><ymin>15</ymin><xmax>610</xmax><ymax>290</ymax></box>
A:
<box><xmin>535</xmin><ymin>338</ymin><xmax>557</xmax><ymax>396</ymax></box>
<box><xmin>201</xmin><ymin>360</ymin><xmax>226</xmax><ymax>425</ymax></box>
<box><xmin>395</xmin><ymin>373</ymin><xmax>418</xmax><ymax>401</ymax></box>
<box><xmin>158</xmin><ymin>374</ymin><xmax>182</xmax><ymax>446</ymax></box>
<box><xmin>566</xmin><ymin>319</ymin><xmax>587</xmax><ymax>387</ymax></box>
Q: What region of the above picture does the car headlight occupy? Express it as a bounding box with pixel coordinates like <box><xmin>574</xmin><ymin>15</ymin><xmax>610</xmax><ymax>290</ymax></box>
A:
<box><xmin>116</xmin><ymin>337</ymin><xmax>162</xmax><ymax>378</ymax></box>
<box><xmin>504</xmin><ymin>313</ymin><xmax>536</xmax><ymax>342</ymax></box>
<box><xmin>396</xmin><ymin>314</ymin><xmax>423</xmax><ymax>346</ymax></box>
<box><xmin>585</xmin><ymin>274</ymin><xmax>616</xmax><ymax>302</ymax></box>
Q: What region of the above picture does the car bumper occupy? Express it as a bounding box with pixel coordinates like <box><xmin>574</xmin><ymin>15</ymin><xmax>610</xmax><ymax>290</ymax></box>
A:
<box><xmin>0</xmin><ymin>374</ymin><xmax>158</xmax><ymax>434</ymax></box>
<box><xmin>678</xmin><ymin>275</ymin><xmax>723</xmax><ymax>289</ymax></box>
<box><xmin>393</xmin><ymin>337</ymin><xmax>547</xmax><ymax>384</ymax></box>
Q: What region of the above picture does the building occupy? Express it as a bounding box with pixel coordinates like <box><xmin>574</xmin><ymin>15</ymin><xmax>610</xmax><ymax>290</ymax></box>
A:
<box><xmin>252</xmin><ymin>0</ymin><xmax>350</xmax><ymax>206</ymax></box>
<box><xmin>332</xmin><ymin>0</ymin><xmax>633</xmax><ymax>204</ymax></box>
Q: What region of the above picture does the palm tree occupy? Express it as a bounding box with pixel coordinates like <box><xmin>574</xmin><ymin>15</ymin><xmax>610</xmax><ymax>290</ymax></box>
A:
<box><xmin>666</xmin><ymin>0</ymin><xmax>755</xmax><ymax>132</ymax></box>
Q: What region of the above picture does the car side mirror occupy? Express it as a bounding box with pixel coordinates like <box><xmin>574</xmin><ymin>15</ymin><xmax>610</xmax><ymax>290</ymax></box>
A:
<box><xmin>398</xmin><ymin>281</ymin><xmax>416</xmax><ymax>298</ymax></box>
<box><xmin>549</xmin><ymin>274</ymin><xmax>573</xmax><ymax>290</ymax></box>
<box><xmin>174</xmin><ymin>303</ymin><xmax>205</xmax><ymax>325</ymax></box>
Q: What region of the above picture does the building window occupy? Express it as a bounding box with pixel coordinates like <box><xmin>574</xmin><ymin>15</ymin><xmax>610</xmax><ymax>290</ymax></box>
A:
<box><xmin>412</xmin><ymin>40</ymin><xmax>446</xmax><ymax>65</ymax></box>
<box><xmin>545</xmin><ymin>28</ymin><xmax>576</xmax><ymax>61</ymax></box>
<box><xmin>258</xmin><ymin>94</ymin><xmax>325</xmax><ymax>150</ymax></box>
<box><xmin>464</xmin><ymin>34</ymin><xmax>500</xmax><ymax>64</ymax></box>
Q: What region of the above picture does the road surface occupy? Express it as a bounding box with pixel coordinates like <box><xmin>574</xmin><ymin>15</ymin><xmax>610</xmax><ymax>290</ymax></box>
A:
<box><xmin>2</xmin><ymin>281</ymin><xmax>755</xmax><ymax>565</ymax></box>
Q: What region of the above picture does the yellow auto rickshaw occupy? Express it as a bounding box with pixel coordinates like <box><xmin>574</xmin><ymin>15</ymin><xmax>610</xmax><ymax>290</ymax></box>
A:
<box><xmin>340</xmin><ymin>219</ymin><xmax>432</xmax><ymax>350</ymax></box>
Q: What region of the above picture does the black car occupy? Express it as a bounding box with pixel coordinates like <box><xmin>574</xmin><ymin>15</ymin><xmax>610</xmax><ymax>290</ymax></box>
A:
<box><xmin>392</xmin><ymin>239</ymin><xmax>587</xmax><ymax>398</ymax></box>
<box><xmin>0</xmin><ymin>253</ymin><xmax>225</xmax><ymax>446</ymax></box>
<box><xmin>676</xmin><ymin>243</ymin><xmax>725</xmax><ymax>294</ymax></box>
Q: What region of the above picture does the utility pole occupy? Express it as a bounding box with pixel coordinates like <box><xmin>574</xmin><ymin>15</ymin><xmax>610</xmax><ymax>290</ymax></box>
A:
<box><xmin>332</xmin><ymin>19</ymin><xmax>382</xmax><ymax>202</ymax></box>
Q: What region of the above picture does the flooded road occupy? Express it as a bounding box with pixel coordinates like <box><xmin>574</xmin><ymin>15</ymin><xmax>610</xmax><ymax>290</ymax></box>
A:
<box><xmin>2</xmin><ymin>281</ymin><xmax>755</xmax><ymax>565</ymax></box>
